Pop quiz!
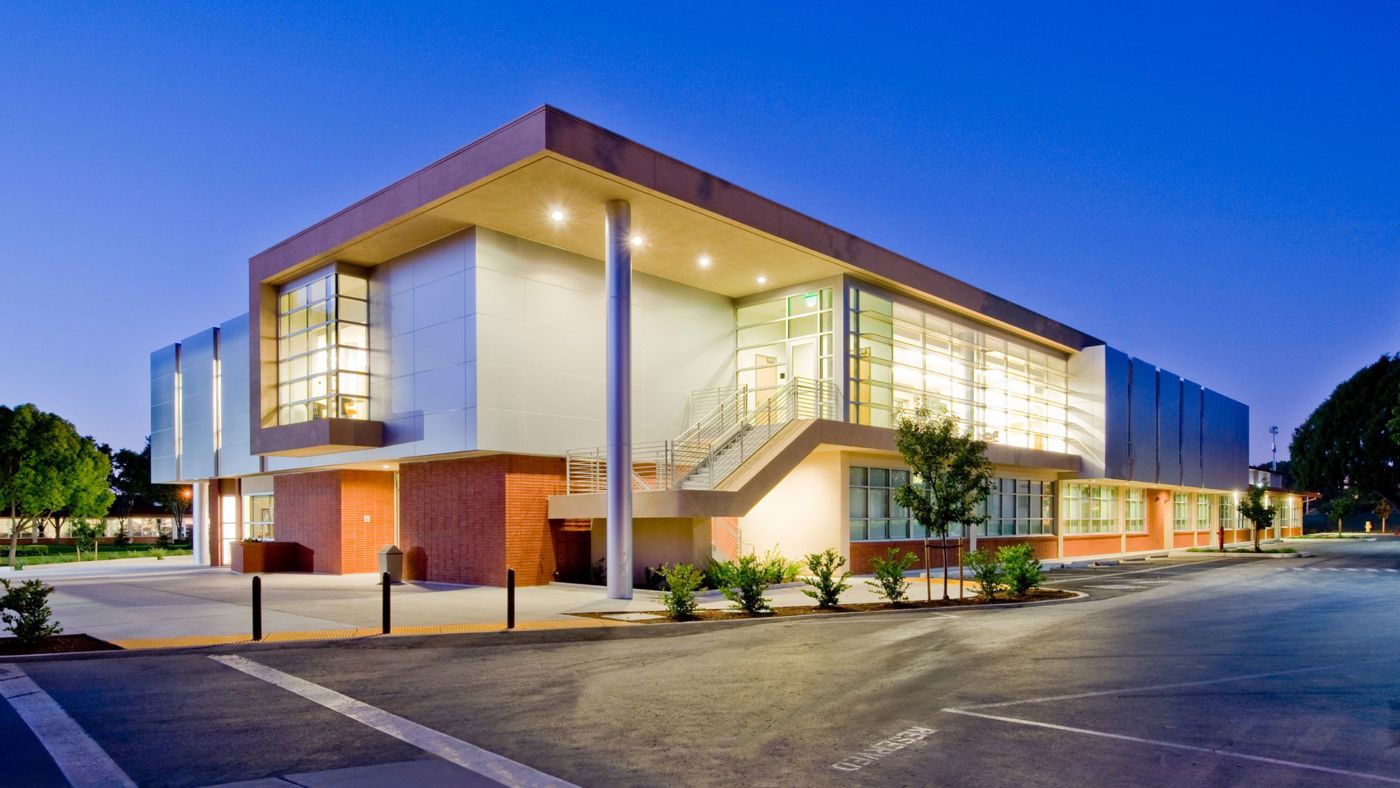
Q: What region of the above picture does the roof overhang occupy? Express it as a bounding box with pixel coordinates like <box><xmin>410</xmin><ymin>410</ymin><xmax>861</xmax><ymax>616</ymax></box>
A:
<box><xmin>249</xmin><ymin>105</ymin><xmax>1101</xmax><ymax>354</ymax></box>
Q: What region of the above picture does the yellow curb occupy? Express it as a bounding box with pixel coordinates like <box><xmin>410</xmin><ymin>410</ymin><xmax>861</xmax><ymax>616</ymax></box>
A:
<box><xmin>108</xmin><ymin>617</ymin><xmax>633</xmax><ymax>650</ymax></box>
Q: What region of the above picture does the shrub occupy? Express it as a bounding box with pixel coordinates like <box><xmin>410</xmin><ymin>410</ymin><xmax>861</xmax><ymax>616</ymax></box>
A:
<box><xmin>151</xmin><ymin>548</ymin><xmax>167</xmax><ymax>561</ymax></box>
<box><xmin>658</xmin><ymin>563</ymin><xmax>704</xmax><ymax>620</ymax></box>
<box><xmin>113</xmin><ymin>525</ymin><xmax>132</xmax><ymax>548</ymax></box>
<box><xmin>964</xmin><ymin>549</ymin><xmax>1005</xmax><ymax>601</ymax></box>
<box><xmin>12</xmin><ymin>545</ymin><xmax>49</xmax><ymax>557</ymax></box>
<box><xmin>867</xmin><ymin>548</ymin><xmax>917</xmax><ymax>604</ymax></box>
<box><xmin>998</xmin><ymin>543</ymin><xmax>1044</xmax><ymax>597</ymax></box>
<box><xmin>760</xmin><ymin>546</ymin><xmax>802</xmax><ymax>584</ymax></box>
<box><xmin>721</xmin><ymin>554</ymin><xmax>772</xmax><ymax>614</ymax></box>
<box><xmin>155</xmin><ymin>529</ymin><xmax>173</xmax><ymax>549</ymax></box>
<box><xmin>0</xmin><ymin>579</ymin><xmax>62</xmax><ymax>644</ymax></box>
<box><xmin>801</xmin><ymin>549</ymin><xmax>850</xmax><ymax>608</ymax></box>
<box><xmin>704</xmin><ymin>559</ymin><xmax>737</xmax><ymax>591</ymax></box>
<box><xmin>591</xmin><ymin>557</ymin><xmax>606</xmax><ymax>584</ymax></box>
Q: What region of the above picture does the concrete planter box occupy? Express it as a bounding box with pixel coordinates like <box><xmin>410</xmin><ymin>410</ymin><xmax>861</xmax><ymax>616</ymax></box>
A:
<box><xmin>231</xmin><ymin>541</ymin><xmax>307</xmax><ymax>573</ymax></box>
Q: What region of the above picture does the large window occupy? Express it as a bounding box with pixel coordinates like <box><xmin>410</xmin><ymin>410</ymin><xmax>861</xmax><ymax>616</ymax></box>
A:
<box><xmin>847</xmin><ymin>286</ymin><xmax>1069</xmax><ymax>452</ymax></box>
<box><xmin>1064</xmin><ymin>484</ymin><xmax>1118</xmax><ymax>534</ymax></box>
<box><xmin>1196</xmin><ymin>494</ymin><xmax>1213</xmax><ymax>531</ymax></box>
<box><xmin>277</xmin><ymin>271</ymin><xmax>370</xmax><ymax>424</ymax></box>
<box><xmin>1124</xmin><ymin>488</ymin><xmax>1147</xmax><ymax>533</ymax></box>
<box><xmin>1172</xmin><ymin>493</ymin><xmax>1192</xmax><ymax>531</ymax></box>
<box><xmin>736</xmin><ymin>289</ymin><xmax>835</xmax><ymax>410</ymax></box>
<box><xmin>1219</xmin><ymin>495</ymin><xmax>1239</xmax><ymax>530</ymax></box>
<box><xmin>245</xmin><ymin>494</ymin><xmax>274</xmax><ymax>541</ymax></box>
<box><xmin>849</xmin><ymin>466</ymin><xmax>918</xmax><ymax>541</ymax></box>
<box><xmin>983</xmin><ymin>478</ymin><xmax>1056</xmax><ymax>536</ymax></box>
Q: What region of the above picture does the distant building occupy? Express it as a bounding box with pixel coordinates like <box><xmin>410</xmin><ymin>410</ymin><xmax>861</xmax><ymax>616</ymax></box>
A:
<box><xmin>149</xmin><ymin>107</ymin><xmax>1305</xmax><ymax>593</ymax></box>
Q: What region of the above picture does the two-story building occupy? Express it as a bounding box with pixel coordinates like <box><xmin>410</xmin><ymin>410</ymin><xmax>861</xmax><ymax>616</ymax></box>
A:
<box><xmin>151</xmin><ymin>106</ymin><xmax>1304</xmax><ymax>598</ymax></box>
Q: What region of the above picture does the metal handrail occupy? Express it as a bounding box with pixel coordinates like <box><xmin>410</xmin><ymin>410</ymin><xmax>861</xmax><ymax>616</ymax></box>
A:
<box><xmin>564</xmin><ymin>378</ymin><xmax>840</xmax><ymax>494</ymax></box>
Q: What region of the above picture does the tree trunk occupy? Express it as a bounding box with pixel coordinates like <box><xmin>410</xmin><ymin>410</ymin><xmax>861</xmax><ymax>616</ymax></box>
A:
<box><xmin>923</xmin><ymin>538</ymin><xmax>931</xmax><ymax>603</ymax></box>
<box><xmin>7</xmin><ymin>502</ymin><xmax>16</xmax><ymax>568</ymax></box>
<box><xmin>941</xmin><ymin>539</ymin><xmax>950</xmax><ymax>601</ymax></box>
<box><xmin>1254</xmin><ymin>527</ymin><xmax>1261</xmax><ymax>553</ymax></box>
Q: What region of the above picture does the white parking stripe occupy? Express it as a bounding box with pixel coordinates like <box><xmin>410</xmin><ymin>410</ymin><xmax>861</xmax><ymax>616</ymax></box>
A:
<box><xmin>0</xmin><ymin>664</ymin><xmax>135</xmax><ymax>788</ymax></box>
<box><xmin>942</xmin><ymin>707</ymin><xmax>1400</xmax><ymax>785</ymax></box>
<box><xmin>211</xmin><ymin>655</ymin><xmax>574</xmax><ymax>788</ymax></box>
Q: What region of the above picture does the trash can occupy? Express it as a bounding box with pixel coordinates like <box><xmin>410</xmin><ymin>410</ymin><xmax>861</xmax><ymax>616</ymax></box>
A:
<box><xmin>378</xmin><ymin>545</ymin><xmax>404</xmax><ymax>584</ymax></box>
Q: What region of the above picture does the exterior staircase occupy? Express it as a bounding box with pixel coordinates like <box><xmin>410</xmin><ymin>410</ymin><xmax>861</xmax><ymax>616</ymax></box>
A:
<box><xmin>564</xmin><ymin>378</ymin><xmax>840</xmax><ymax>494</ymax></box>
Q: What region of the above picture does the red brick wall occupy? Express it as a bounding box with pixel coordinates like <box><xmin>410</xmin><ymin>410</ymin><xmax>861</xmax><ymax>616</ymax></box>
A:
<box><xmin>504</xmin><ymin>455</ymin><xmax>565</xmax><ymax>585</ymax></box>
<box><xmin>399</xmin><ymin>454</ymin><xmax>565</xmax><ymax>587</ymax></box>
<box><xmin>272</xmin><ymin>470</ymin><xmax>395</xmax><ymax>574</ymax></box>
<box><xmin>338</xmin><ymin>471</ymin><xmax>397</xmax><ymax>574</ymax></box>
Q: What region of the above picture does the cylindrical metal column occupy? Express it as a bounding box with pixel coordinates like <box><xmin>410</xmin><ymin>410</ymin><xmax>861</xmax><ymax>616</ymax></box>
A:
<box><xmin>191</xmin><ymin>481</ymin><xmax>210</xmax><ymax>566</ymax></box>
<box><xmin>605</xmin><ymin>199</ymin><xmax>634</xmax><ymax>600</ymax></box>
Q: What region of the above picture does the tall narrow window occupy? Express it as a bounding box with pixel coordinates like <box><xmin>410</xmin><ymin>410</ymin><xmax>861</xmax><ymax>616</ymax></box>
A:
<box><xmin>277</xmin><ymin>271</ymin><xmax>370</xmax><ymax>425</ymax></box>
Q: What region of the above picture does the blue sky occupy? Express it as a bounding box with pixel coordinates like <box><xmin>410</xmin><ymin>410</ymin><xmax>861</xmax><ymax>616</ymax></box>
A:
<box><xmin>1</xmin><ymin>2</ymin><xmax>1395</xmax><ymax>462</ymax></box>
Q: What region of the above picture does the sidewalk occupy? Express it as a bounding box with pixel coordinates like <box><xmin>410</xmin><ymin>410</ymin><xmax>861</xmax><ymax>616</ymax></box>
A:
<box><xmin>28</xmin><ymin>560</ymin><xmax>985</xmax><ymax>650</ymax></box>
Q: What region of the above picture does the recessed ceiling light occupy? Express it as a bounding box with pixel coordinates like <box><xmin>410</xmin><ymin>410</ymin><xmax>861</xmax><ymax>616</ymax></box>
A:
<box><xmin>697</xmin><ymin>255</ymin><xmax>711</xmax><ymax>268</ymax></box>
<box><xmin>381</xmin><ymin>464</ymin><xmax>392</xmax><ymax>470</ymax></box>
<box><xmin>549</xmin><ymin>209</ymin><xmax>566</xmax><ymax>223</ymax></box>
<box><xmin>756</xmin><ymin>275</ymin><xmax>768</xmax><ymax>285</ymax></box>
<box><xmin>630</xmin><ymin>234</ymin><xmax>645</xmax><ymax>247</ymax></box>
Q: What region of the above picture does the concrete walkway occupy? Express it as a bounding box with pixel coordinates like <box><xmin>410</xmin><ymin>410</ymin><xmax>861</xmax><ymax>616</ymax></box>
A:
<box><xmin>19</xmin><ymin>558</ymin><xmax>986</xmax><ymax>649</ymax></box>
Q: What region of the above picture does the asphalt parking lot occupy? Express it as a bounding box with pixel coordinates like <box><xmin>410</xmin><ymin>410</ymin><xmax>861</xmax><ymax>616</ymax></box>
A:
<box><xmin>3</xmin><ymin>539</ymin><xmax>1400</xmax><ymax>787</ymax></box>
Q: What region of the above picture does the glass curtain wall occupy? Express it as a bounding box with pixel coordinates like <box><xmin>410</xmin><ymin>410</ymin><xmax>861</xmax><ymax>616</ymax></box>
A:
<box><xmin>736</xmin><ymin>288</ymin><xmax>835</xmax><ymax>410</ymax></box>
<box><xmin>847</xmin><ymin>285</ymin><xmax>1069</xmax><ymax>451</ymax></box>
<box><xmin>277</xmin><ymin>271</ymin><xmax>370</xmax><ymax>424</ymax></box>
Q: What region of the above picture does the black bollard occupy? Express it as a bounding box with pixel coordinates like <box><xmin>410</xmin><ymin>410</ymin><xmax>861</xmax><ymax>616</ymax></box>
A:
<box><xmin>252</xmin><ymin>576</ymin><xmax>262</xmax><ymax>642</ymax></box>
<box><xmin>382</xmin><ymin>572</ymin><xmax>391</xmax><ymax>635</ymax></box>
<box><xmin>507</xmin><ymin>568</ymin><xmax>515</xmax><ymax>630</ymax></box>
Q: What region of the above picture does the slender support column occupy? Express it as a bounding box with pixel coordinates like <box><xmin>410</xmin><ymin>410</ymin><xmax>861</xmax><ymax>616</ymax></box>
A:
<box><xmin>605</xmin><ymin>200</ymin><xmax>634</xmax><ymax>599</ymax></box>
<box><xmin>191</xmin><ymin>480</ymin><xmax>210</xmax><ymax>566</ymax></box>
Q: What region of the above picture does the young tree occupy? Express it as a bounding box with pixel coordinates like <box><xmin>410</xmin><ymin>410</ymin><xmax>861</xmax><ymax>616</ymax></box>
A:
<box><xmin>1328</xmin><ymin>490</ymin><xmax>1362</xmax><ymax>534</ymax></box>
<box><xmin>0</xmin><ymin>404</ymin><xmax>113</xmax><ymax>567</ymax></box>
<box><xmin>1376</xmin><ymin>498</ymin><xmax>1393</xmax><ymax>534</ymax></box>
<box><xmin>1237</xmin><ymin>484</ymin><xmax>1278</xmax><ymax>553</ymax></box>
<box><xmin>893</xmin><ymin>403</ymin><xmax>995</xmax><ymax>601</ymax></box>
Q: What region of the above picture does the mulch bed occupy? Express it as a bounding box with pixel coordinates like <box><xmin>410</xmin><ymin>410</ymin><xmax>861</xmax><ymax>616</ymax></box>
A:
<box><xmin>577</xmin><ymin>588</ymin><xmax>1075</xmax><ymax>624</ymax></box>
<box><xmin>0</xmin><ymin>634</ymin><xmax>121</xmax><ymax>656</ymax></box>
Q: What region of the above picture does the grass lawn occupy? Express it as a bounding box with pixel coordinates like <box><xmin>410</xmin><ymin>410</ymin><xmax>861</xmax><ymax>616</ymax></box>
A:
<box><xmin>3</xmin><ymin>543</ymin><xmax>194</xmax><ymax>567</ymax></box>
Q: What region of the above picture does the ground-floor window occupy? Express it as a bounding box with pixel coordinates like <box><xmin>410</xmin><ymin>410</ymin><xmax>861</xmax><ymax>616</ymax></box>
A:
<box><xmin>849</xmin><ymin>466</ymin><xmax>966</xmax><ymax>540</ymax></box>
<box><xmin>1173</xmin><ymin>493</ymin><xmax>1192</xmax><ymax>531</ymax></box>
<box><xmin>1124</xmin><ymin>489</ymin><xmax>1147</xmax><ymax>532</ymax></box>
<box><xmin>1196</xmin><ymin>494</ymin><xmax>1212</xmax><ymax>530</ymax></box>
<box><xmin>245</xmin><ymin>494</ymin><xmax>274</xmax><ymax>540</ymax></box>
<box><xmin>1064</xmin><ymin>484</ymin><xmax>1118</xmax><ymax>534</ymax></box>
<box><xmin>1219</xmin><ymin>495</ymin><xmax>1239</xmax><ymax>529</ymax></box>
<box><xmin>982</xmin><ymin>478</ymin><xmax>1055</xmax><ymax>536</ymax></box>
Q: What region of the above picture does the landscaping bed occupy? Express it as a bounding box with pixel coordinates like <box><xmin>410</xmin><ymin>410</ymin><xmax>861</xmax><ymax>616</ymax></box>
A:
<box><xmin>4</xmin><ymin>544</ymin><xmax>192</xmax><ymax>567</ymax></box>
<box><xmin>1187</xmin><ymin>547</ymin><xmax>1297</xmax><ymax>554</ymax></box>
<box><xmin>0</xmin><ymin>634</ymin><xmax>120</xmax><ymax>656</ymax></box>
<box><xmin>575</xmin><ymin>588</ymin><xmax>1076</xmax><ymax>624</ymax></box>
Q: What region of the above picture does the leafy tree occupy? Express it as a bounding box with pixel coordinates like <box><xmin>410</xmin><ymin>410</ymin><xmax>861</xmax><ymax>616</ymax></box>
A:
<box><xmin>1375</xmin><ymin>498</ymin><xmax>1393</xmax><ymax>533</ymax></box>
<box><xmin>1291</xmin><ymin>355</ymin><xmax>1400</xmax><ymax>506</ymax></box>
<box><xmin>111</xmin><ymin>440</ymin><xmax>188</xmax><ymax>539</ymax></box>
<box><xmin>1328</xmin><ymin>490</ymin><xmax>1363</xmax><ymax>534</ymax></box>
<box><xmin>893</xmin><ymin>403</ymin><xmax>995</xmax><ymax>601</ymax></box>
<box><xmin>0</xmin><ymin>405</ymin><xmax>113</xmax><ymax>567</ymax></box>
<box><xmin>70</xmin><ymin>518</ymin><xmax>105</xmax><ymax>560</ymax></box>
<box><xmin>1237</xmin><ymin>484</ymin><xmax>1278</xmax><ymax>553</ymax></box>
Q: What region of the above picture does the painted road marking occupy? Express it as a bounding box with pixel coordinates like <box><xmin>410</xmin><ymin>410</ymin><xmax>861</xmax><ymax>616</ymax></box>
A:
<box><xmin>0</xmin><ymin>663</ymin><xmax>136</xmax><ymax>788</ymax></box>
<box><xmin>211</xmin><ymin>655</ymin><xmax>574</xmax><ymax>788</ymax></box>
<box><xmin>942</xmin><ymin>707</ymin><xmax>1400</xmax><ymax>785</ymax></box>
<box><xmin>955</xmin><ymin>659</ymin><xmax>1380</xmax><ymax>711</ymax></box>
<box><xmin>830</xmin><ymin>726</ymin><xmax>937</xmax><ymax>772</ymax></box>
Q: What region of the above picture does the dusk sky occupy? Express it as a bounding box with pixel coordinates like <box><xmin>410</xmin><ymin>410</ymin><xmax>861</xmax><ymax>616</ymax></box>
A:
<box><xmin>1</xmin><ymin>2</ymin><xmax>1395</xmax><ymax>463</ymax></box>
